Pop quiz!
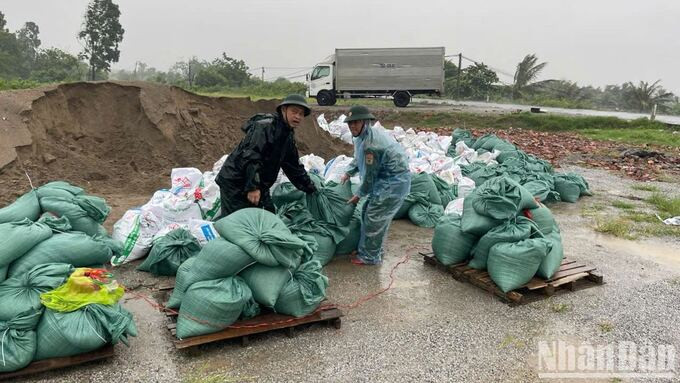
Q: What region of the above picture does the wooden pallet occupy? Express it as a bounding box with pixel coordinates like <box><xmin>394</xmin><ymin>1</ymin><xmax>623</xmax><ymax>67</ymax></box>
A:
<box><xmin>422</xmin><ymin>252</ymin><xmax>604</xmax><ymax>305</ymax></box>
<box><xmin>0</xmin><ymin>345</ymin><xmax>114</xmax><ymax>381</ymax></box>
<box><xmin>165</xmin><ymin>302</ymin><xmax>343</xmax><ymax>349</ymax></box>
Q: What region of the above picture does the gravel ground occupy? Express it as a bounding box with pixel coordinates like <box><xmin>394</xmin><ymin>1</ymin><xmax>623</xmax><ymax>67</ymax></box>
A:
<box><xmin>15</xmin><ymin>166</ymin><xmax>680</xmax><ymax>383</ymax></box>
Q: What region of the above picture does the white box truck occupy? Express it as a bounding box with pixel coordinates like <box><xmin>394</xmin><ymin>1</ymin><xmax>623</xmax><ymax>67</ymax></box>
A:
<box><xmin>307</xmin><ymin>47</ymin><xmax>445</xmax><ymax>108</ymax></box>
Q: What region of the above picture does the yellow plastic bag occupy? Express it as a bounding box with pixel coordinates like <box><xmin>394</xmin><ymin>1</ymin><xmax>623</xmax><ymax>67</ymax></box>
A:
<box><xmin>40</xmin><ymin>268</ymin><xmax>124</xmax><ymax>312</ymax></box>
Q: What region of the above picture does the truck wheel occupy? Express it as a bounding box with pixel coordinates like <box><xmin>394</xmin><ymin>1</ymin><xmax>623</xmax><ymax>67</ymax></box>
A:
<box><xmin>393</xmin><ymin>91</ymin><xmax>411</xmax><ymax>107</ymax></box>
<box><xmin>328</xmin><ymin>93</ymin><xmax>337</xmax><ymax>106</ymax></box>
<box><xmin>317</xmin><ymin>91</ymin><xmax>333</xmax><ymax>106</ymax></box>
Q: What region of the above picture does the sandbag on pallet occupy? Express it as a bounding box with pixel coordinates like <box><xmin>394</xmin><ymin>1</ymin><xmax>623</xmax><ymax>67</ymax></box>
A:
<box><xmin>34</xmin><ymin>303</ymin><xmax>137</xmax><ymax>360</ymax></box>
<box><xmin>167</xmin><ymin>239</ymin><xmax>255</xmax><ymax>309</ymax></box>
<box><xmin>0</xmin><ymin>218</ymin><xmax>53</xmax><ymax>269</ymax></box>
<box><xmin>432</xmin><ymin>215</ymin><xmax>478</xmax><ymax>266</ymax></box>
<box><xmin>176</xmin><ymin>276</ymin><xmax>259</xmax><ymax>339</ymax></box>
<box><xmin>408</xmin><ymin>196</ymin><xmax>444</xmax><ymax>228</ymax></box>
<box><xmin>471</xmin><ymin>176</ymin><xmax>538</xmax><ymax>220</ymax></box>
<box><xmin>0</xmin><ymin>309</ymin><xmax>42</xmax><ymax>372</ymax></box>
<box><xmin>306</xmin><ymin>175</ymin><xmax>355</xmax><ymax>227</ymax></box>
<box><xmin>487</xmin><ymin>238</ymin><xmax>552</xmax><ymax>293</ymax></box>
<box><xmin>8</xmin><ymin>232</ymin><xmax>122</xmax><ymax>278</ymax></box>
<box><xmin>468</xmin><ymin>216</ymin><xmax>540</xmax><ymax>270</ymax></box>
<box><xmin>0</xmin><ymin>263</ymin><xmax>73</xmax><ymax>321</ymax></box>
<box><xmin>275</xmin><ymin>260</ymin><xmax>329</xmax><ymax>317</ymax></box>
<box><xmin>214</xmin><ymin>208</ymin><xmax>310</xmax><ymax>269</ymax></box>
<box><xmin>239</xmin><ymin>263</ymin><xmax>297</xmax><ymax>308</ymax></box>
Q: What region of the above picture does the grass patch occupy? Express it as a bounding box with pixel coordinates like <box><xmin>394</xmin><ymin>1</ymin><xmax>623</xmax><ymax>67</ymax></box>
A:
<box><xmin>551</xmin><ymin>303</ymin><xmax>571</xmax><ymax>313</ymax></box>
<box><xmin>595</xmin><ymin>218</ymin><xmax>635</xmax><ymax>239</ymax></box>
<box><xmin>631</xmin><ymin>184</ymin><xmax>660</xmax><ymax>192</ymax></box>
<box><xmin>580</xmin><ymin>127</ymin><xmax>680</xmax><ymax>147</ymax></box>
<box><xmin>499</xmin><ymin>334</ymin><xmax>526</xmax><ymax>349</ymax></box>
<box><xmin>622</xmin><ymin>211</ymin><xmax>658</xmax><ymax>223</ymax></box>
<box><xmin>646</xmin><ymin>193</ymin><xmax>680</xmax><ymax>217</ymax></box>
<box><xmin>611</xmin><ymin>200</ymin><xmax>635</xmax><ymax>210</ymax></box>
<box><xmin>599</xmin><ymin>321</ymin><xmax>615</xmax><ymax>333</ymax></box>
<box><xmin>581</xmin><ymin>204</ymin><xmax>606</xmax><ymax>217</ymax></box>
<box><xmin>638</xmin><ymin>224</ymin><xmax>680</xmax><ymax>238</ymax></box>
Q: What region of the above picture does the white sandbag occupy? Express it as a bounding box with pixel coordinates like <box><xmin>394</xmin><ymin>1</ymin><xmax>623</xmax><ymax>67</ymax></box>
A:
<box><xmin>170</xmin><ymin>168</ymin><xmax>203</xmax><ymax>197</ymax></box>
<box><xmin>456</xmin><ymin>177</ymin><xmax>476</xmax><ymax>198</ymax></box>
<box><xmin>324</xmin><ymin>155</ymin><xmax>353</xmax><ymax>183</ymax></box>
<box><xmin>475</xmin><ymin>150</ymin><xmax>501</xmax><ymax>165</ymax></box>
<box><xmin>437</xmin><ymin>165</ymin><xmax>463</xmax><ymax>185</ymax></box>
<box><xmin>316</xmin><ymin>114</ymin><xmax>330</xmax><ymax>133</ymax></box>
<box><xmin>444</xmin><ymin>198</ymin><xmax>465</xmax><ymax>216</ymax></box>
<box><xmin>430</xmin><ymin>155</ymin><xmax>454</xmax><ymax>173</ymax></box>
<box><xmin>299</xmin><ymin>154</ymin><xmax>326</xmax><ymax>176</ymax></box>
<box><xmin>154</xmin><ymin>219</ymin><xmax>219</xmax><ymax>246</ymax></box>
<box><xmin>111</xmin><ymin>208</ymin><xmax>163</xmax><ymax>265</ymax></box>
<box><xmin>195</xmin><ymin>171</ymin><xmax>221</xmax><ymax>221</ymax></box>
<box><xmin>409</xmin><ymin>158</ymin><xmax>433</xmax><ymax>174</ymax></box>
<box><xmin>212</xmin><ymin>154</ymin><xmax>228</xmax><ymax>173</ymax></box>
<box><xmin>143</xmin><ymin>190</ymin><xmax>202</xmax><ymax>226</ymax></box>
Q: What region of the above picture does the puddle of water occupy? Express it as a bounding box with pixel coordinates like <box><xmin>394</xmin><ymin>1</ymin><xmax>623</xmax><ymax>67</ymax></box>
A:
<box><xmin>594</xmin><ymin>234</ymin><xmax>680</xmax><ymax>269</ymax></box>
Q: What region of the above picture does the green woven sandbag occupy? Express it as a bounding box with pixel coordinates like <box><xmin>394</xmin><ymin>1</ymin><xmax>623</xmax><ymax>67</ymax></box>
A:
<box><xmin>408</xmin><ymin>198</ymin><xmax>444</xmax><ymax>228</ymax></box>
<box><xmin>8</xmin><ymin>232</ymin><xmax>122</xmax><ymax>278</ymax></box>
<box><xmin>0</xmin><ymin>218</ymin><xmax>53</xmax><ymax>268</ymax></box>
<box><xmin>239</xmin><ymin>263</ymin><xmax>296</xmax><ymax>308</ymax></box>
<box><xmin>275</xmin><ymin>260</ymin><xmax>328</xmax><ymax>317</ymax></box>
<box><xmin>432</xmin><ymin>174</ymin><xmax>456</xmax><ymax>207</ymax></box>
<box><xmin>166</xmin><ymin>257</ymin><xmax>196</xmax><ymax>309</ymax></box>
<box><xmin>176</xmin><ymin>276</ymin><xmax>259</xmax><ymax>339</ymax></box>
<box><xmin>0</xmin><ymin>263</ymin><xmax>73</xmax><ymax>321</ymax></box>
<box><xmin>39</xmin><ymin>195</ymin><xmax>110</xmax><ymax>236</ymax></box>
<box><xmin>526</xmin><ymin>203</ymin><xmax>557</xmax><ymax>236</ymax></box>
<box><xmin>461</xmin><ymin>162</ymin><xmax>486</xmax><ymax>177</ymax></box>
<box><xmin>35</xmin><ymin>303</ymin><xmax>137</xmax><ymax>360</ymax></box>
<box><xmin>468</xmin><ymin>166</ymin><xmax>504</xmax><ymax>188</ymax></box>
<box><xmin>166</xmin><ymin>239</ymin><xmax>255</xmax><ymax>309</ymax></box>
<box><xmin>35</xmin><ymin>181</ymin><xmax>84</xmax><ymax>200</ymax></box>
<box><xmin>336</xmin><ymin>199</ymin><xmax>366</xmax><ymax>255</ymax></box>
<box><xmin>214</xmin><ymin>208</ymin><xmax>310</xmax><ymax>269</ymax></box>
<box><xmin>410</xmin><ymin>172</ymin><xmax>442</xmax><ymax>205</ymax></box>
<box><xmin>393</xmin><ymin>193</ymin><xmax>418</xmax><ymax>220</ymax></box>
<box><xmin>0</xmin><ymin>308</ymin><xmax>42</xmax><ymax>372</ymax></box>
<box><xmin>432</xmin><ymin>215</ymin><xmax>478</xmax><ymax>266</ymax></box>
<box><xmin>460</xmin><ymin>197</ymin><xmax>503</xmax><ymax>236</ymax></box>
<box><xmin>496</xmin><ymin>150</ymin><xmax>522</xmax><ymax>164</ymax></box>
<box><xmin>137</xmin><ymin>229</ymin><xmax>201</xmax><ymax>276</ymax></box>
<box><xmin>37</xmin><ymin>212</ymin><xmax>72</xmax><ymax>232</ymax></box>
<box><xmin>537</xmin><ymin>231</ymin><xmax>564</xmax><ymax>279</ymax></box>
<box><xmin>468</xmin><ymin>216</ymin><xmax>538</xmax><ymax>270</ymax></box>
<box><xmin>277</xmin><ymin>202</ymin><xmax>347</xmax><ymax>266</ymax></box>
<box><xmin>554</xmin><ymin>173</ymin><xmax>592</xmax><ymax>203</ymax></box>
<box><xmin>470</xmin><ymin>134</ymin><xmax>495</xmax><ymax>150</ymax></box>
<box><xmin>272</xmin><ymin>182</ymin><xmax>306</xmax><ymax>209</ymax></box>
<box><xmin>306</xmin><ymin>175</ymin><xmax>355</xmax><ymax>227</ymax></box>
<box><xmin>521</xmin><ymin>180</ymin><xmax>552</xmax><ymax>202</ymax></box>
<box><xmin>488</xmin><ymin>238</ymin><xmax>552</xmax><ymax>293</ymax></box>
<box><xmin>471</xmin><ymin>176</ymin><xmax>538</xmax><ymax>220</ymax></box>
<box><xmin>0</xmin><ymin>191</ymin><xmax>40</xmax><ymax>224</ymax></box>
<box><xmin>451</xmin><ymin>128</ymin><xmax>475</xmax><ymax>146</ymax></box>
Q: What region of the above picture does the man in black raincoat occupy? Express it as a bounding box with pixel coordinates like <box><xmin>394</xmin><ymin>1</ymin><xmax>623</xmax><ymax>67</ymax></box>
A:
<box><xmin>216</xmin><ymin>94</ymin><xmax>317</xmax><ymax>216</ymax></box>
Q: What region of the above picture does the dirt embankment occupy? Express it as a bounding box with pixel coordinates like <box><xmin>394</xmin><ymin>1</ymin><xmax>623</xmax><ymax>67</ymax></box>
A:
<box><xmin>0</xmin><ymin>81</ymin><xmax>351</xmax><ymax>206</ymax></box>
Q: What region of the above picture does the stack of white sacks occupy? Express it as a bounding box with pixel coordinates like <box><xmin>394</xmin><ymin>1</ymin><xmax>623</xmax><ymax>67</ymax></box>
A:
<box><xmin>110</xmin><ymin>156</ymin><xmax>228</xmax><ymax>266</ymax></box>
<box><xmin>112</xmin><ymin>115</ymin><xmax>500</xmax><ymax>265</ymax></box>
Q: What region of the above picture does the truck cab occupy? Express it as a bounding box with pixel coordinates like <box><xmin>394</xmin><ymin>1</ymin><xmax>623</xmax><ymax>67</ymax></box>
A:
<box><xmin>307</xmin><ymin>60</ymin><xmax>337</xmax><ymax>106</ymax></box>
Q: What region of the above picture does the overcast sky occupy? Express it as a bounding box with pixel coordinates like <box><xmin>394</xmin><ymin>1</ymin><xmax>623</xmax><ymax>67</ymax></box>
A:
<box><xmin>3</xmin><ymin>0</ymin><xmax>679</xmax><ymax>93</ymax></box>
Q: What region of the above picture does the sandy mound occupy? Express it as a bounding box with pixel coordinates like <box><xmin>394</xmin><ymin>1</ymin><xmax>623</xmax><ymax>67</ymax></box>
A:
<box><xmin>0</xmin><ymin>81</ymin><xmax>351</xmax><ymax>206</ymax></box>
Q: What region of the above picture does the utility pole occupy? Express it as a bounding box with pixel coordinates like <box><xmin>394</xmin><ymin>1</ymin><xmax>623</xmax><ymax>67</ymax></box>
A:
<box><xmin>457</xmin><ymin>53</ymin><xmax>462</xmax><ymax>100</ymax></box>
<box><xmin>261</xmin><ymin>67</ymin><xmax>265</xmax><ymax>82</ymax></box>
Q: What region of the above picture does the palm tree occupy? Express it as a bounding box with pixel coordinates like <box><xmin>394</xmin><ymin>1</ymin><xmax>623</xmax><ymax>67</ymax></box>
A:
<box><xmin>512</xmin><ymin>54</ymin><xmax>547</xmax><ymax>99</ymax></box>
<box><xmin>623</xmin><ymin>80</ymin><xmax>674</xmax><ymax>113</ymax></box>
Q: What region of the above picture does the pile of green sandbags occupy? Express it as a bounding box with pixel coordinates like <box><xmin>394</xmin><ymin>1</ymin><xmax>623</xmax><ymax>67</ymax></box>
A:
<box><xmin>0</xmin><ymin>263</ymin><xmax>137</xmax><ymax>372</ymax></box>
<box><xmin>432</xmin><ymin>127</ymin><xmax>585</xmax><ymax>291</ymax></box>
<box><xmin>448</xmin><ymin>130</ymin><xmax>591</xmax><ymax>203</ymax></box>
<box><xmin>392</xmin><ymin>172</ymin><xmax>452</xmax><ymax>229</ymax></box>
<box><xmin>171</xmin><ymin>208</ymin><xmax>330</xmax><ymax>339</ymax></box>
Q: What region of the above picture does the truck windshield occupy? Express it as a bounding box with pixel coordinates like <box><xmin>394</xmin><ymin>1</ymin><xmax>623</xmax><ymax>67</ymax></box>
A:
<box><xmin>311</xmin><ymin>66</ymin><xmax>330</xmax><ymax>80</ymax></box>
